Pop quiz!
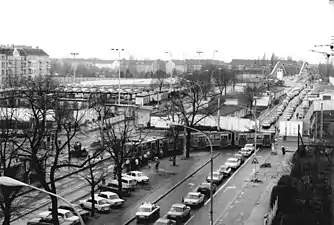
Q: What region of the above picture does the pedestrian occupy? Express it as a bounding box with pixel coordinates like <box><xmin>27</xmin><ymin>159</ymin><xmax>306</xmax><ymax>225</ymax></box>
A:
<box><xmin>154</xmin><ymin>156</ymin><xmax>160</xmax><ymax>171</ymax></box>
<box><xmin>135</xmin><ymin>158</ymin><xmax>139</xmax><ymax>170</ymax></box>
<box><xmin>125</xmin><ymin>159</ymin><xmax>130</xmax><ymax>172</ymax></box>
<box><xmin>281</xmin><ymin>146</ymin><xmax>286</xmax><ymax>156</ymax></box>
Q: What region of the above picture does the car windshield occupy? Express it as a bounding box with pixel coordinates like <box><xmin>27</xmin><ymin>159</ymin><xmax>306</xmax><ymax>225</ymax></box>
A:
<box><xmin>137</xmin><ymin>172</ymin><xmax>144</xmax><ymax>176</ymax></box>
<box><xmin>139</xmin><ymin>207</ymin><xmax>151</xmax><ymax>212</ymax></box>
<box><xmin>245</xmin><ymin>144</ymin><xmax>253</xmax><ymax>148</ymax></box>
<box><xmin>171</xmin><ymin>206</ymin><xmax>183</xmax><ymax>212</ymax></box>
<box><xmin>200</xmin><ymin>183</ymin><xmax>210</xmax><ymax>188</ymax></box>
<box><xmin>227</xmin><ymin>158</ymin><xmax>237</xmax><ymax>163</ymax></box>
<box><xmin>187</xmin><ymin>194</ymin><xmax>199</xmax><ymax>199</ymax></box>
<box><xmin>64</xmin><ymin>212</ymin><xmax>74</xmax><ymax>218</ymax></box>
<box><xmin>74</xmin><ymin>206</ymin><xmax>81</xmax><ymax>211</ymax></box>
<box><xmin>212</xmin><ymin>173</ymin><xmax>219</xmax><ymax>177</ymax></box>
<box><xmin>220</xmin><ymin>166</ymin><xmax>228</xmax><ymax>171</ymax></box>
<box><xmin>98</xmin><ymin>200</ymin><xmax>107</xmax><ymax>205</ymax></box>
<box><xmin>108</xmin><ymin>195</ymin><xmax>118</xmax><ymax>200</ymax></box>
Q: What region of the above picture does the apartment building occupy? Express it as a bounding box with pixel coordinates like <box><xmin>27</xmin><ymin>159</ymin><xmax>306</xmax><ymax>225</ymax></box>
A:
<box><xmin>0</xmin><ymin>45</ymin><xmax>50</xmax><ymax>87</ymax></box>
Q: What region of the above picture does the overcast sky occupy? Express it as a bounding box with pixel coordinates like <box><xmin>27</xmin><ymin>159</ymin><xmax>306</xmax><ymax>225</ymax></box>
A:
<box><xmin>2</xmin><ymin>0</ymin><xmax>333</xmax><ymax>63</ymax></box>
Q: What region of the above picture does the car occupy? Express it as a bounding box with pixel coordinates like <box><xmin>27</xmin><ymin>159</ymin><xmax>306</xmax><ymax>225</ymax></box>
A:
<box><xmin>38</xmin><ymin>209</ymin><xmax>80</xmax><ymax>224</ymax></box>
<box><xmin>243</xmin><ymin>144</ymin><xmax>255</xmax><ymax>151</ymax></box>
<box><xmin>95</xmin><ymin>191</ymin><xmax>124</xmax><ymax>207</ymax></box>
<box><xmin>206</xmin><ymin>171</ymin><xmax>224</xmax><ymax>184</ymax></box>
<box><xmin>234</xmin><ymin>153</ymin><xmax>246</xmax><ymax>164</ymax></box>
<box><xmin>79</xmin><ymin>197</ymin><xmax>111</xmax><ymax>213</ymax></box>
<box><xmin>262</xmin><ymin>122</ymin><xmax>271</xmax><ymax>128</ymax></box>
<box><xmin>98</xmin><ymin>181</ymin><xmax>131</xmax><ymax>197</ymax></box>
<box><xmin>240</xmin><ymin>148</ymin><xmax>253</xmax><ymax>157</ymax></box>
<box><xmin>196</xmin><ymin>182</ymin><xmax>217</xmax><ymax>197</ymax></box>
<box><xmin>218</xmin><ymin>165</ymin><xmax>233</xmax><ymax>177</ymax></box>
<box><xmin>224</xmin><ymin>157</ymin><xmax>241</xmax><ymax>169</ymax></box>
<box><xmin>108</xmin><ymin>178</ymin><xmax>136</xmax><ymax>191</ymax></box>
<box><xmin>183</xmin><ymin>192</ymin><xmax>205</xmax><ymax>207</ymax></box>
<box><xmin>49</xmin><ymin>204</ymin><xmax>90</xmax><ymax>221</ymax></box>
<box><xmin>153</xmin><ymin>218</ymin><xmax>176</xmax><ymax>225</ymax></box>
<box><xmin>27</xmin><ymin>215</ymin><xmax>72</xmax><ymax>225</ymax></box>
<box><xmin>124</xmin><ymin>171</ymin><xmax>149</xmax><ymax>184</ymax></box>
<box><xmin>135</xmin><ymin>202</ymin><xmax>160</xmax><ymax>222</ymax></box>
<box><xmin>166</xmin><ymin>203</ymin><xmax>191</xmax><ymax>221</ymax></box>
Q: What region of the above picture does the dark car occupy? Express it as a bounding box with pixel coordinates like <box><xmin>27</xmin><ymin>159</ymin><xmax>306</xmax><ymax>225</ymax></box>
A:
<box><xmin>48</xmin><ymin>204</ymin><xmax>90</xmax><ymax>221</ymax></box>
<box><xmin>196</xmin><ymin>182</ymin><xmax>217</xmax><ymax>197</ymax></box>
<box><xmin>98</xmin><ymin>182</ymin><xmax>131</xmax><ymax>197</ymax></box>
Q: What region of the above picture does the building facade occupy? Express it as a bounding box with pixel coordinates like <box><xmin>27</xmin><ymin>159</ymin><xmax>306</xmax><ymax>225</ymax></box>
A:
<box><xmin>0</xmin><ymin>45</ymin><xmax>50</xmax><ymax>88</ymax></box>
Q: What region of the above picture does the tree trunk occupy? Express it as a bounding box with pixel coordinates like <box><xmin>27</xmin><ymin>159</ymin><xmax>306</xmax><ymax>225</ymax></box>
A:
<box><xmin>2</xmin><ymin>206</ymin><xmax>11</xmax><ymax>225</ymax></box>
<box><xmin>185</xmin><ymin>129</ymin><xmax>191</xmax><ymax>158</ymax></box>
<box><xmin>90</xmin><ymin>185</ymin><xmax>95</xmax><ymax>217</ymax></box>
<box><xmin>117</xmin><ymin>164</ymin><xmax>123</xmax><ymax>192</ymax></box>
<box><xmin>224</xmin><ymin>84</ymin><xmax>227</xmax><ymax>95</ymax></box>
<box><xmin>50</xmin><ymin>195</ymin><xmax>60</xmax><ymax>225</ymax></box>
<box><xmin>67</xmin><ymin>133</ymin><xmax>71</xmax><ymax>162</ymax></box>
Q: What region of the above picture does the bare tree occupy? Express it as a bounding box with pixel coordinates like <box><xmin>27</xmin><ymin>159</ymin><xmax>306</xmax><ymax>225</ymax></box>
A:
<box><xmin>78</xmin><ymin>152</ymin><xmax>107</xmax><ymax>217</ymax></box>
<box><xmin>16</xmin><ymin>75</ymin><xmax>93</xmax><ymax>225</ymax></box>
<box><xmin>169</xmin><ymin>76</ymin><xmax>218</xmax><ymax>157</ymax></box>
<box><xmin>212</xmin><ymin>68</ymin><xmax>235</xmax><ymax>95</ymax></box>
<box><xmin>101</xmin><ymin>116</ymin><xmax>148</xmax><ymax>193</ymax></box>
<box><xmin>0</xmin><ymin>90</ymin><xmax>29</xmax><ymax>225</ymax></box>
<box><xmin>244</xmin><ymin>86</ymin><xmax>264</xmax><ymax>110</ymax></box>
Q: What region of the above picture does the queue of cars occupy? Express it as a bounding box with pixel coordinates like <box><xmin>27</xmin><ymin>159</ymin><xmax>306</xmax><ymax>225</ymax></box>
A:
<box><xmin>26</xmin><ymin>170</ymin><xmax>150</xmax><ymax>225</ymax></box>
<box><xmin>136</xmin><ymin>144</ymin><xmax>257</xmax><ymax>225</ymax></box>
<box><xmin>281</xmin><ymin>88</ymin><xmax>311</xmax><ymax>121</ymax></box>
<box><xmin>262</xmin><ymin>87</ymin><xmax>304</xmax><ymax>129</ymax></box>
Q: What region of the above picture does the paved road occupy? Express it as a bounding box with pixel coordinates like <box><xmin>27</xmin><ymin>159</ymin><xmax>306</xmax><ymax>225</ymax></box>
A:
<box><xmin>82</xmin><ymin>149</ymin><xmax>238</xmax><ymax>225</ymax></box>
<box><xmin>185</xmin><ymin>148</ymin><xmax>271</xmax><ymax>225</ymax></box>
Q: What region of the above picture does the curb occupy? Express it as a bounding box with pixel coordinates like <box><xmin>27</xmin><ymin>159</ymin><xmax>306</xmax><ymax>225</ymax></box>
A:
<box><xmin>123</xmin><ymin>152</ymin><xmax>220</xmax><ymax>225</ymax></box>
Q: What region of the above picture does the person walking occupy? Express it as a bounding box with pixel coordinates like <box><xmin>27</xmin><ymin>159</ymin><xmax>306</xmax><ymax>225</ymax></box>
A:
<box><xmin>135</xmin><ymin>158</ymin><xmax>139</xmax><ymax>170</ymax></box>
<box><xmin>281</xmin><ymin>146</ymin><xmax>286</xmax><ymax>156</ymax></box>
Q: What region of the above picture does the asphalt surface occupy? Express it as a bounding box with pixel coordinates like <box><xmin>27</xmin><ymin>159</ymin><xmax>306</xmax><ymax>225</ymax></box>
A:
<box><xmin>185</xmin><ymin>148</ymin><xmax>271</xmax><ymax>225</ymax></box>
<box><xmin>87</xmin><ymin>149</ymin><xmax>239</xmax><ymax>225</ymax></box>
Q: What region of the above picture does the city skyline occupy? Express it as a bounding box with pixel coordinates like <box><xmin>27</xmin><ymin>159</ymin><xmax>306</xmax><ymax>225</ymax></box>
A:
<box><xmin>1</xmin><ymin>0</ymin><xmax>333</xmax><ymax>64</ymax></box>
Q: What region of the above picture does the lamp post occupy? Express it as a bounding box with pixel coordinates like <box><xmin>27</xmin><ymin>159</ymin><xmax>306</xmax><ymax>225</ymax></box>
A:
<box><xmin>111</xmin><ymin>48</ymin><xmax>124</xmax><ymax>105</ymax></box>
<box><xmin>225</xmin><ymin>103</ymin><xmax>259</xmax><ymax>173</ymax></box>
<box><xmin>167</xmin><ymin>122</ymin><xmax>214</xmax><ymax>225</ymax></box>
<box><xmin>196</xmin><ymin>51</ymin><xmax>203</xmax><ymax>70</ymax></box>
<box><xmin>70</xmin><ymin>52</ymin><xmax>79</xmax><ymax>80</ymax></box>
<box><xmin>212</xmin><ymin>50</ymin><xmax>218</xmax><ymax>65</ymax></box>
<box><xmin>0</xmin><ymin>176</ymin><xmax>85</xmax><ymax>225</ymax></box>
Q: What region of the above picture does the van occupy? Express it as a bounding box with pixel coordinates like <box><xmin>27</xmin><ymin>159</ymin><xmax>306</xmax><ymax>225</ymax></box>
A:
<box><xmin>121</xmin><ymin>176</ymin><xmax>137</xmax><ymax>190</ymax></box>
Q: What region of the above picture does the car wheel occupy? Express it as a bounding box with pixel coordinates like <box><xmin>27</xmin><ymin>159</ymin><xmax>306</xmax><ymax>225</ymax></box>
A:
<box><xmin>79</xmin><ymin>203</ymin><xmax>85</xmax><ymax>208</ymax></box>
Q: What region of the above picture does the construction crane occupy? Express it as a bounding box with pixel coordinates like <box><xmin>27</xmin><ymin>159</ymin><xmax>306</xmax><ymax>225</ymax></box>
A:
<box><xmin>309</xmin><ymin>49</ymin><xmax>333</xmax><ymax>78</ymax></box>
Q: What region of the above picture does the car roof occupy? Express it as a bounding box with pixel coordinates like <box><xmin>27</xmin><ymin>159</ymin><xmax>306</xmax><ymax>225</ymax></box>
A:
<box><xmin>156</xmin><ymin>218</ymin><xmax>170</xmax><ymax>222</ymax></box>
<box><xmin>140</xmin><ymin>202</ymin><xmax>154</xmax><ymax>207</ymax></box>
<box><xmin>100</xmin><ymin>191</ymin><xmax>117</xmax><ymax>196</ymax></box>
<box><xmin>188</xmin><ymin>192</ymin><xmax>201</xmax><ymax>196</ymax></box>
<box><xmin>171</xmin><ymin>203</ymin><xmax>186</xmax><ymax>208</ymax></box>
<box><xmin>130</xmin><ymin>171</ymin><xmax>142</xmax><ymax>173</ymax></box>
<box><xmin>227</xmin><ymin>157</ymin><xmax>237</xmax><ymax>160</ymax></box>
<box><xmin>91</xmin><ymin>196</ymin><xmax>106</xmax><ymax>201</ymax></box>
<box><xmin>57</xmin><ymin>209</ymin><xmax>71</xmax><ymax>214</ymax></box>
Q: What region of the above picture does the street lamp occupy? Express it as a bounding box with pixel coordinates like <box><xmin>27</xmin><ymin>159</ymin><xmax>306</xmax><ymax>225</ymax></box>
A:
<box><xmin>111</xmin><ymin>48</ymin><xmax>124</xmax><ymax>105</ymax></box>
<box><xmin>167</xmin><ymin>122</ymin><xmax>214</xmax><ymax>225</ymax></box>
<box><xmin>196</xmin><ymin>51</ymin><xmax>204</xmax><ymax>70</ymax></box>
<box><xmin>70</xmin><ymin>53</ymin><xmax>79</xmax><ymax>80</ymax></box>
<box><xmin>0</xmin><ymin>176</ymin><xmax>85</xmax><ymax>225</ymax></box>
<box><xmin>212</xmin><ymin>50</ymin><xmax>218</xmax><ymax>65</ymax></box>
<box><xmin>224</xmin><ymin>103</ymin><xmax>259</xmax><ymax>176</ymax></box>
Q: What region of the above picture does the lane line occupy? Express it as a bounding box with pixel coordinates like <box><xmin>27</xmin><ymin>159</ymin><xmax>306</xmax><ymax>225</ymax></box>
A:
<box><xmin>213</xmin><ymin>151</ymin><xmax>272</xmax><ymax>225</ymax></box>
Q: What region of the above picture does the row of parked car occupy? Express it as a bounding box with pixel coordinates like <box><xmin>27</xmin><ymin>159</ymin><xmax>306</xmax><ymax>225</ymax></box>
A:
<box><xmin>27</xmin><ymin>171</ymin><xmax>151</xmax><ymax>225</ymax></box>
<box><xmin>262</xmin><ymin>87</ymin><xmax>303</xmax><ymax>128</ymax></box>
<box><xmin>135</xmin><ymin>144</ymin><xmax>258</xmax><ymax>225</ymax></box>
<box><xmin>282</xmin><ymin>88</ymin><xmax>311</xmax><ymax>121</ymax></box>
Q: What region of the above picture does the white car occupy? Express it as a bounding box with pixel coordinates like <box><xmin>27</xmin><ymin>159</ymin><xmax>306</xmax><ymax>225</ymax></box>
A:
<box><xmin>183</xmin><ymin>192</ymin><xmax>205</xmax><ymax>207</ymax></box>
<box><xmin>95</xmin><ymin>191</ymin><xmax>124</xmax><ymax>207</ymax></box>
<box><xmin>206</xmin><ymin>171</ymin><xmax>224</xmax><ymax>184</ymax></box>
<box><xmin>243</xmin><ymin>144</ymin><xmax>255</xmax><ymax>151</ymax></box>
<box><xmin>224</xmin><ymin>157</ymin><xmax>241</xmax><ymax>169</ymax></box>
<box><xmin>218</xmin><ymin>165</ymin><xmax>232</xmax><ymax>176</ymax></box>
<box><xmin>240</xmin><ymin>148</ymin><xmax>253</xmax><ymax>157</ymax></box>
<box><xmin>79</xmin><ymin>197</ymin><xmax>111</xmax><ymax>212</ymax></box>
<box><xmin>135</xmin><ymin>202</ymin><xmax>160</xmax><ymax>222</ymax></box>
<box><xmin>125</xmin><ymin>171</ymin><xmax>150</xmax><ymax>184</ymax></box>
<box><xmin>38</xmin><ymin>209</ymin><xmax>80</xmax><ymax>224</ymax></box>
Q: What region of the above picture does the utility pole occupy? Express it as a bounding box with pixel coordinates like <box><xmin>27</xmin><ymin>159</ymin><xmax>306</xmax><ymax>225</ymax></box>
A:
<box><xmin>70</xmin><ymin>52</ymin><xmax>79</xmax><ymax>80</ymax></box>
<box><xmin>212</xmin><ymin>50</ymin><xmax>218</xmax><ymax>65</ymax></box>
<box><xmin>111</xmin><ymin>48</ymin><xmax>124</xmax><ymax>105</ymax></box>
<box><xmin>320</xmin><ymin>103</ymin><xmax>324</xmax><ymax>141</ymax></box>
<box><xmin>196</xmin><ymin>51</ymin><xmax>203</xmax><ymax>70</ymax></box>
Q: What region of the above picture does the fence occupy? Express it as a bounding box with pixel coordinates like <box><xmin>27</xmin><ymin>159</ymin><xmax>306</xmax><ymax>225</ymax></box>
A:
<box><xmin>264</xmin><ymin>197</ymin><xmax>278</xmax><ymax>225</ymax></box>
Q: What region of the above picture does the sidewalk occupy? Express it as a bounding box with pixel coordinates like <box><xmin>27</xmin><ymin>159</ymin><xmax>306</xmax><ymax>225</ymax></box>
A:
<box><xmin>215</xmin><ymin>149</ymin><xmax>293</xmax><ymax>225</ymax></box>
<box><xmin>12</xmin><ymin>151</ymin><xmax>210</xmax><ymax>225</ymax></box>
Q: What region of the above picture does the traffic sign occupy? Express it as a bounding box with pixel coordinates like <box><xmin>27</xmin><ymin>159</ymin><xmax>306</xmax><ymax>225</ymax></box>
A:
<box><xmin>252</xmin><ymin>157</ymin><xmax>259</xmax><ymax>164</ymax></box>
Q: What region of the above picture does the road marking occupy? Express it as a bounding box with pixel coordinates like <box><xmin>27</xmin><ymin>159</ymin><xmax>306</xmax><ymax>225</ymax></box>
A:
<box><xmin>223</xmin><ymin>186</ymin><xmax>236</xmax><ymax>193</ymax></box>
<box><xmin>203</xmin><ymin>148</ymin><xmax>263</xmax><ymax>206</ymax></box>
